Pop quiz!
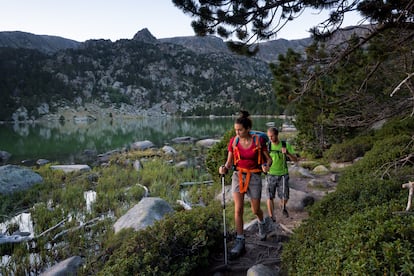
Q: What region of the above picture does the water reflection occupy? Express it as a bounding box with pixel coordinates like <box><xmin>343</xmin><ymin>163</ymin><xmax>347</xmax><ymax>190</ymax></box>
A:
<box><xmin>0</xmin><ymin>117</ymin><xmax>283</xmax><ymax>164</ymax></box>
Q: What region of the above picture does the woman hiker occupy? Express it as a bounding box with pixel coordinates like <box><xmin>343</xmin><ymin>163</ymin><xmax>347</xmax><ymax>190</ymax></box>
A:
<box><xmin>218</xmin><ymin>110</ymin><xmax>272</xmax><ymax>259</ymax></box>
<box><xmin>266</xmin><ymin>127</ymin><xmax>298</xmax><ymax>221</ymax></box>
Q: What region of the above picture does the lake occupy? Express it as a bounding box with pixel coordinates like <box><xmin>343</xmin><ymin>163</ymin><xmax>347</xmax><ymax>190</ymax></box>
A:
<box><xmin>0</xmin><ymin>116</ymin><xmax>283</xmax><ymax>165</ymax></box>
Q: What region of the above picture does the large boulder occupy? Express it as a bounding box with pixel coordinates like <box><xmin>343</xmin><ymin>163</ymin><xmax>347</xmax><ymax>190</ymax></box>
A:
<box><xmin>41</xmin><ymin>256</ymin><xmax>83</xmax><ymax>276</ymax></box>
<box><xmin>113</xmin><ymin>197</ymin><xmax>173</xmax><ymax>233</ymax></box>
<box><xmin>0</xmin><ymin>165</ymin><xmax>43</xmax><ymax>195</ymax></box>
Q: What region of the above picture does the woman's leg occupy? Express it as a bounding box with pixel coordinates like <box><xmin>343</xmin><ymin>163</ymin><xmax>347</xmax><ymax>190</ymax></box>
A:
<box><xmin>233</xmin><ymin>192</ymin><xmax>245</xmax><ymax>235</ymax></box>
<box><xmin>250</xmin><ymin>198</ymin><xmax>263</xmax><ymax>221</ymax></box>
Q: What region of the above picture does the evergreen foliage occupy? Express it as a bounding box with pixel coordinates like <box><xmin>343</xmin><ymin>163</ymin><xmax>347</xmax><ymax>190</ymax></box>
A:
<box><xmin>271</xmin><ymin>31</ymin><xmax>413</xmax><ymax>156</ymax></box>
<box><xmin>173</xmin><ymin>0</ymin><xmax>413</xmax><ymax>54</ymax></box>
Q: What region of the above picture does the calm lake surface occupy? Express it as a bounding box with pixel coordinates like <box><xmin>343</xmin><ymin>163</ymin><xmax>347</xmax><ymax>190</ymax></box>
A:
<box><xmin>0</xmin><ymin>116</ymin><xmax>283</xmax><ymax>165</ymax></box>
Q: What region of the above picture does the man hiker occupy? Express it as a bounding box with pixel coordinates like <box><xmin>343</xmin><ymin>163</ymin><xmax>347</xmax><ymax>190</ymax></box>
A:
<box><xmin>219</xmin><ymin>111</ymin><xmax>272</xmax><ymax>259</ymax></box>
<box><xmin>266</xmin><ymin>127</ymin><xmax>298</xmax><ymax>221</ymax></box>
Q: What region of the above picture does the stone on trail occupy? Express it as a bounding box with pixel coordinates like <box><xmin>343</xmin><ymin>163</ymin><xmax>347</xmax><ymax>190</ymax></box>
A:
<box><xmin>247</xmin><ymin>263</ymin><xmax>279</xmax><ymax>276</ymax></box>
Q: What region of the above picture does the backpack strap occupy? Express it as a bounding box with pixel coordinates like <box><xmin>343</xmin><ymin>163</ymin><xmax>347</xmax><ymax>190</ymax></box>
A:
<box><xmin>281</xmin><ymin>140</ymin><xmax>288</xmax><ymax>170</ymax></box>
<box><xmin>232</xmin><ymin>134</ymin><xmax>263</xmax><ymax>167</ymax></box>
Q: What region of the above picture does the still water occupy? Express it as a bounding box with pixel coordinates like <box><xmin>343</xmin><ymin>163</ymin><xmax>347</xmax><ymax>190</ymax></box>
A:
<box><xmin>0</xmin><ymin>116</ymin><xmax>282</xmax><ymax>165</ymax></box>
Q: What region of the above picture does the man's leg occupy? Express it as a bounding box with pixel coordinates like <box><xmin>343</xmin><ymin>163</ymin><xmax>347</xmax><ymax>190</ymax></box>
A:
<box><xmin>267</xmin><ymin>198</ymin><xmax>275</xmax><ymax>222</ymax></box>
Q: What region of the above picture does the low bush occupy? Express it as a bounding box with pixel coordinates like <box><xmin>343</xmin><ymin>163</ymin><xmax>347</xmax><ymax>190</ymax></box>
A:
<box><xmin>324</xmin><ymin>135</ymin><xmax>373</xmax><ymax>162</ymax></box>
<box><xmin>92</xmin><ymin>204</ymin><xmax>222</xmax><ymax>275</ymax></box>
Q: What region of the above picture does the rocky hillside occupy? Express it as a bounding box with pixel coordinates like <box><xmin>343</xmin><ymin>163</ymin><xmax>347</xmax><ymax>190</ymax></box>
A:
<box><xmin>0</xmin><ymin>29</ymin><xmax>291</xmax><ymax>121</ymax></box>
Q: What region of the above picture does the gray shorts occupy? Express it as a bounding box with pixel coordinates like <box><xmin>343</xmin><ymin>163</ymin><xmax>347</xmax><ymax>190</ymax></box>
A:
<box><xmin>265</xmin><ymin>174</ymin><xmax>289</xmax><ymax>200</ymax></box>
<box><xmin>231</xmin><ymin>171</ymin><xmax>262</xmax><ymax>199</ymax></box>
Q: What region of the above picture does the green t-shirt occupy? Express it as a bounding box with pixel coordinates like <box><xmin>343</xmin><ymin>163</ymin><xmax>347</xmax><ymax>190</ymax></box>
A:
<box><xmin>268</xmin><ymin>142</ymin><xmax>296</xmax><ymax>176</ymax></box>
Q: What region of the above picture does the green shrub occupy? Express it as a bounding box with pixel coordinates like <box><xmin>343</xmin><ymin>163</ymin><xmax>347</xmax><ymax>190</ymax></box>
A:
<box><xmin>95</xmin><ymin>204</ymin><xmax>222</xmax><ymax>275</ymax></box>
<box><xmin>282</xmin><ymin>117</ymin><xmax>414</xmax><ymax>275</ymax></box>
<box><xmin>284</xmin><ymin>203</ymin><xmax>414</xmax><ymax>275</ymax></box>
<box><xmin>324</xmin><ymin>135</ymin><xmax>373</xmax><ymax>162</ymax></box>
<box><xmin>205</xmin><ymin>128</ymin><xmax>234</xmax><ymax>184</ymax></box>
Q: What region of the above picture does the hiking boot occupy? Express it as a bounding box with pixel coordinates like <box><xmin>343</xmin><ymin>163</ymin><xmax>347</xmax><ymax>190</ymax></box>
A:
<box><xmin>258</xmin><ymin>221</ymin><xmax>266</xmax><ymax>241</ymax></box>
<box><xmin>229</xmin><ymin>237</ymin><xmax>245</xmax><ymax>259</ymax></box>
<box><xmin>283</xmin><ymin>208</ymin><xmax>289</xmax><ymax>218</ymax></box>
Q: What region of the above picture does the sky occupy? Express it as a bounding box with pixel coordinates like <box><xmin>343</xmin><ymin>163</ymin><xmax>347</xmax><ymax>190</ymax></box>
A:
<box><xmin>0</xmin><ymin>0</ymin><xmax>365</xmax><ymax>42</ymax></box>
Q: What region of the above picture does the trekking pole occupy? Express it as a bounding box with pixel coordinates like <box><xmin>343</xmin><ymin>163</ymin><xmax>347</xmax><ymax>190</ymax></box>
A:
<box><xmin>221</xmin><ymin>174</ymin><xmax>228</xmax><ymax>266</ymax></box>
<box><xmin>282</xmin><ymin>150</ymin><xmax>288</xmax><ymax>214</ymax></box>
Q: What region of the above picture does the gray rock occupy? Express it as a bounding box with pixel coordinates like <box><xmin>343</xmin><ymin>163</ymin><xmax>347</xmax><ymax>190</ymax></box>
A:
<box><xmin>97</xmin><ymin>149</ymin><xmax>121</xmax><ymax>163</ymax></box>
<box><xmin>330</xmin><ymin>161</ymin><xmax>352</xmax><ymax>169</ymax></box>
<box><xmin>41</xmin><ymin>256</ymin><xmax>83</xmax><ymax>276</ymax></box>
<box><xmin>0</xmin><ymin>151</ymin><xmax>11</xmax><ymax>162</ymax></box>
<box><xmin>133</xmin><ymin>160</ymin><xmax>142</xmax><ymax>171</ymax></box>
<box><xmin>113</xmin><ymin>197</ymin><xmax>173</xmax><ymax>233</ymax></box>
<box><xmin>36</xmin><ymin>159</ymin><xmax>50</xmax><ymax>166</ymax></box>
<box><xmin>12</xmin><ymin>106</ymin><xmax>28</xmax><ymax>122</ymax></box>
<box><xmin>37</xmin><ymin>102</ymin><xmax>50</xmax><ymax>115</ymax></box>
<box><xmin>247</xmin><ymin>264</ymin><xmax>279</xmax><ymax>276</ymax></box>
<box><xmin>196</xmin><ymin>138</ymin><xmax>220</xmax><ymax>148</ymax></box>
<box><xmin>0</xmin><ymin>165</ymin><xmax>43</xmax><ymax>195</ymax></box>
<box><xmin>286</xmin><ymin>188</ymin><xmax>315</xmax><ymax>211</ymax></box>
<box><xmin>308</xmin><ymin>179</ymin><xmax>332</xmax><ymax>189</ymax></box>
<box><xmin>330</xmin><ymin>173</ymin><xmax>339</xmax><ymax>182</ymax></box>
<box><xmin>171</xmin><ymin>136</ymin><xmax>196</xmax><ymax>144</ymax></box>
<box><xmin>162</xmin><ymin>145</ymin><xmax>177</xmax><ymax>155</ymax></box>
<box><xmin>290</xmin><ymin>165</ymin><xmax>315</xmax><ymax>178</ymax></box>
<box><xmin>50</xmin><ymin>165</ymin><xmax>91</xmax><ymax>173</ymax></box>
<box><xmin>371</xmin><ymin>119</ymin><xmax>387</xmax><ymax>130</ymax></box>
<box><xmin>175</xmin><ymin>161</ymin><xmax>189</xmax><ymax>168</ymax></box>
<box><xmin>131</xmin><ymin>140</ymin><xmax>154</xmax><ymax>150</ymax></box>
<box><xmin>312</xmin><ymin>165</ymin><xmax>330</xmax><ymax>174</ymax></box>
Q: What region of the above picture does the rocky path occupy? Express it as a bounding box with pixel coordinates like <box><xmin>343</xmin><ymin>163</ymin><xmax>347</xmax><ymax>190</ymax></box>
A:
<box><xmin>203</xmin><ymin>167</ymin><xmax>338</xmax><ymax>275</ymax></box>
<box><xmin>203</xmin><ymin>210</ymin><xmax>307</xmax><ymax>275</ymax></box>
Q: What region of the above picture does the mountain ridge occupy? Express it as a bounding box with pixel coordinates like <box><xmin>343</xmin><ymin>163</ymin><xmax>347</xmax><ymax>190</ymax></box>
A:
<box><xmin>0</xmin><ymin>27</ymin><xmax>366</xmax><ymax>121</ymax></box>
<box><xmin>0</xmin><ymin>29</ymin><xmax>312</xmax><ymax>63</ymax></box>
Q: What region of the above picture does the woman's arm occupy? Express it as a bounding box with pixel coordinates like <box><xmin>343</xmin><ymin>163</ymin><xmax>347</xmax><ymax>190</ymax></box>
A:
<box><xmin>219</xmin><ymin>151</ymin><xmax>234</xmax><ymax>174</ymax></box>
